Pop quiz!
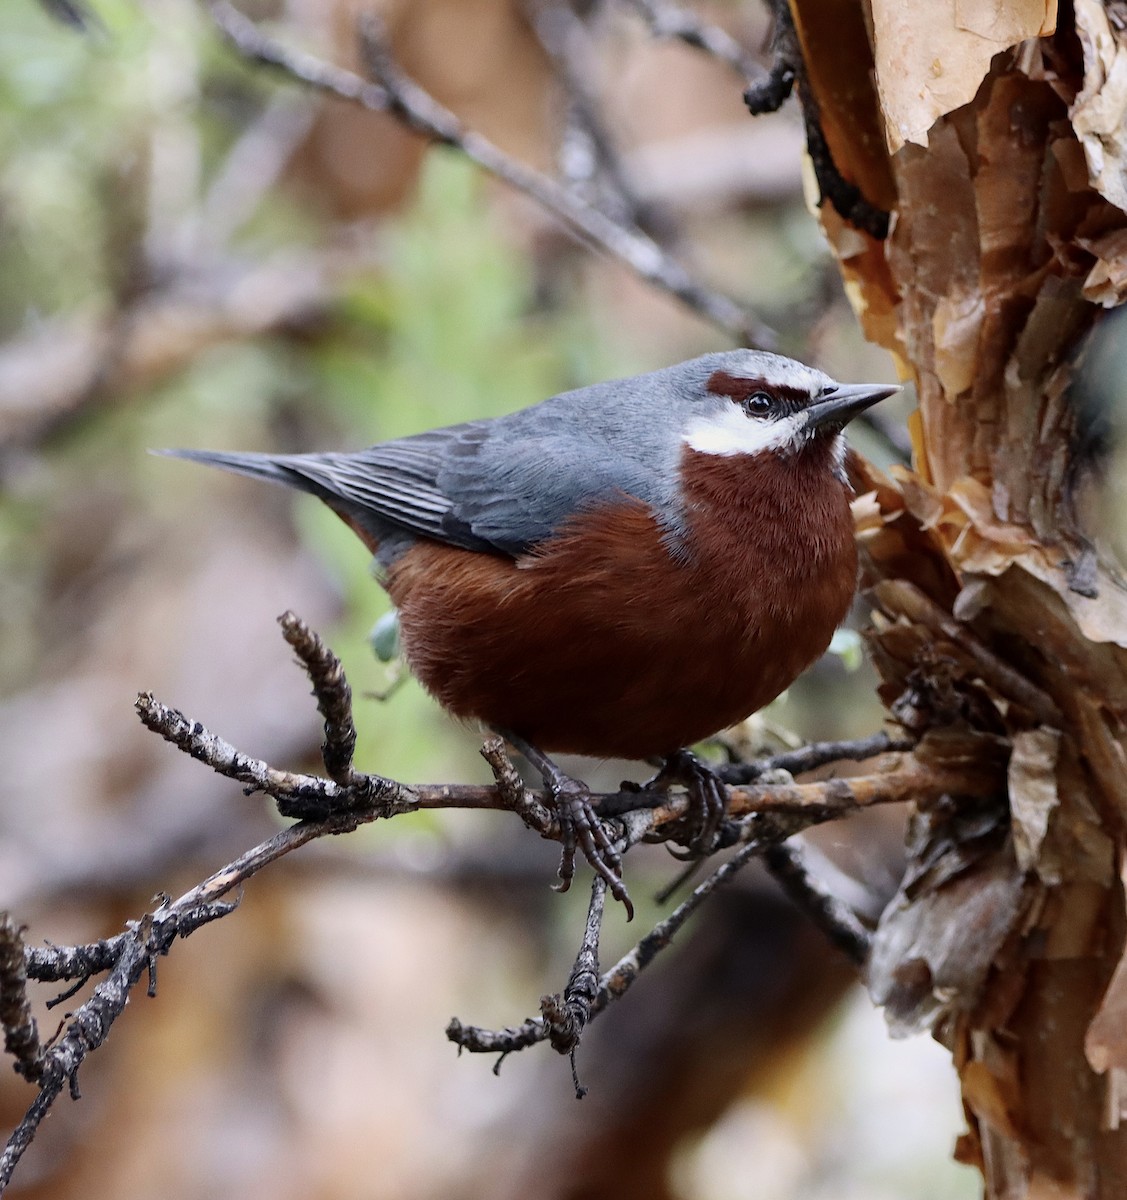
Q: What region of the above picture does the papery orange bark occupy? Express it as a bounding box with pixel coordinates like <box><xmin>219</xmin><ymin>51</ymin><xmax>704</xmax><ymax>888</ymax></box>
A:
<box><xmin>796</xmin><ymin>0</ymin><xmax>1127</xmax><ymax>1192</ymax></box>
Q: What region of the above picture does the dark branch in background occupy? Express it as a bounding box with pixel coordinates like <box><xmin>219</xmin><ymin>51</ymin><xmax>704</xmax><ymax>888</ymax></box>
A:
<box><xmin>1</xmin><ymin>612</ymin><xmax>1000</xmax><ymax>1181</ymax></box>
<box><xmin>531</xmin><ymin>0</ymin><xmax>672</xmax><ymax>240</ymax></box>
<box><xmin>717</xmin><ymin>728</ymin><xmax>914</xmax><ymax>785</ymax></box>
<box><xmin>743</xmin><ymin>0</ymin><xmax>889</xmax><ymax>240</ymax></box>
<box><xmin>205</xmin><ymin>1</ymin><xmax>776</xmax><ymax>349</ymax></box>
<box><xmin>742</xmin><ymin>0</ymin><xmax>796</xmax><ymax>116</ymax></box>
<box><xmin>618</xmin><ymin>0</ymin><xmax>891</xmax><ymax>241</ymax></box>
<box><xmin>36</xmin><ymin>0</ymin><xmax>102</xmax><ymax>34</ymax></box>
<box><xmin>761</xmin><ymin>842</ymin><xmax>872</xmax><ymax>966</ymax></box>
<box><xmin>621</xmin><ymin>0</ymin><xmax>767</xmax><ymax>84</ymax></box>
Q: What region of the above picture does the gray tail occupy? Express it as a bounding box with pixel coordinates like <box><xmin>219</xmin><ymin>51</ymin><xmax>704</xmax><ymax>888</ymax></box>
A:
<box><xmin>154</xmin><ymin>447</ymin><xmax>391</xmax><ymax>553</ymax></box>
<box><xmin>155</xmin><ymin>447</ymin><xmax>331</xmax><ymax>501</ymax></box>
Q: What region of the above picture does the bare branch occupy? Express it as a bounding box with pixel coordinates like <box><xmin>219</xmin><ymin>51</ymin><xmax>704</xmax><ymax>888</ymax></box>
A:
<box><xmin>23</xmin><ymin>936</ymin><xmax>125</xmax><ymax>986</ymax></box>
<box><xmin>1</xmin><ymin>612</ymin><xmax>1002</xmax><ymax>1186</ymax></box>
<box><xmin>205</xmin><ymin>1</ymin><xmax>776</xmax><ymax>349</ymax></box>
<box><xmin>531</xmin><ymin>0</ymin><xmax>669</xmax><ymax>238</ymax></box>
<box><xmin>761</xmin><ymin>841</ymin><xmax>872</xmax><ymax>966</ymax></box>
<box><xmin>134</xmin><ymin>691</ymin><xmax>411</xmax><ymax>820</ymax></box>
<box><xmin>447</xmin><ymin>819</ymin><xmax>776</xmax><ymax>1058</ymax></box>
<box><xmin>0</xmin><ymin>897</ymin><xmax>233</xmax><ymax>1191</ymax></box>
<box><xmin>599</xmin><ymin>824</ymin><xmax>768</xmax><ymax>997</ymax></box>
<box><xmin>480</xmin><ymin>736</ymin><xmax>554</xmax><ymax>837</ymax></box>
<box><xmin>718</xmin><ymin>728</ymin><xmax>914</xmax><ymax>785</ymax></box>
<box><xmin>137</xmin><ymin>684</ymin><xmax>993</xmax><ymax>834</ymax></box>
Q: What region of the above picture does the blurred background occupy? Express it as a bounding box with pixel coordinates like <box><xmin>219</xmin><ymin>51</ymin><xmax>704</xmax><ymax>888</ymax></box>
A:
<box><xmin>0</xmin><ymin>1</ymin><xmax>980</xmax><ymax>1197</ymax></box>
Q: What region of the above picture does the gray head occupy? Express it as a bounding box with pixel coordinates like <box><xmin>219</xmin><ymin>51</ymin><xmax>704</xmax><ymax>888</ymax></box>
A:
<box><xmin>659</xmin><ymin>350</ymin><xmax>898</xmax><ymax>460</ymax></box>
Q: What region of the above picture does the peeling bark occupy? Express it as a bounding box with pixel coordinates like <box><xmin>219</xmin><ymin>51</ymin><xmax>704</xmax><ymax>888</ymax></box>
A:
<box><xmin>797</xmin><ymin>0</ymin><xmax>1127</xmax><ymax>1192</ymax></box>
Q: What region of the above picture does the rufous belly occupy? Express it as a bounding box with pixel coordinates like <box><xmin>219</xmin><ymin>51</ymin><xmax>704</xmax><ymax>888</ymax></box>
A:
<box><xmin>385</xmin><ymin>447</ymin><xmax>858</xmax><ymax>759</ymax></box>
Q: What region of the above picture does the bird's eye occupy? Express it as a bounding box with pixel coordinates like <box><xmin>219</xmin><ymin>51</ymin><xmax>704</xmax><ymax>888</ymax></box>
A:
<box><xmin>743</xmin><ymin>392</ymin><xmax>773</xmax><ymax>418</ymax></box>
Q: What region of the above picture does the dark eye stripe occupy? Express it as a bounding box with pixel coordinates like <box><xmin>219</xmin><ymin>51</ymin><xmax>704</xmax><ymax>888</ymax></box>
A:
<box><xmin>705</xmin><ymin>371</ymin><xmax>811</xmax><ymax>407</ymax></box>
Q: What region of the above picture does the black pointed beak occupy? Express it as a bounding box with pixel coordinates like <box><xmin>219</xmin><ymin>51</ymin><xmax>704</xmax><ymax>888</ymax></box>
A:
<box><xmin>802</xmin><ymin>382</ymin><xmax>901</xmax><ymax>432</ymax></box>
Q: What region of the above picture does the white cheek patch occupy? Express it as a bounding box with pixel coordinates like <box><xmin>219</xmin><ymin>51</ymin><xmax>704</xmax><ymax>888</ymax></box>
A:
<box><xmin>683</xmin><ymin>407</ymin><xmax>806</xmax><ymax>457</ymax></box>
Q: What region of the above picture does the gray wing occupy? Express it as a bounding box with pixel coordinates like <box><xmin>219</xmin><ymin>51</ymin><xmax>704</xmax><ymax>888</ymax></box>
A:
<box><xmin>162</xmin><ymin>366</ymin><xmax>703</xmax><ymax>561</ymax></box>
<box><xmin>161</xmin><ymin>425</ymin><xmax>499</xmax><ymax>556</ymax></box>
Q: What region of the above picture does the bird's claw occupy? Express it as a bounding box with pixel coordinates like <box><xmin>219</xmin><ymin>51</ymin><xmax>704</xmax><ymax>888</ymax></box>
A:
<box><xmin>550</xmin><ymin>777</ymin><xmax>634</xmax><ymax>920</ymax></box>
<box><xmin>649</xmin><ymin>749</ymin><xmax>729</xmax><ymax>858</ymax></box>
<box><xmin>495</xmin><ymin>730</ymin><xmax>634</xmax><ymax>918</ymax></box>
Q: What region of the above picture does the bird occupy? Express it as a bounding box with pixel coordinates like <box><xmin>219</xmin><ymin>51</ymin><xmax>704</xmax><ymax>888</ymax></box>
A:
<box><xmin>163</xmin><ymin>350</ymin><xmax>898</xmax><ymax>915</ymax></box>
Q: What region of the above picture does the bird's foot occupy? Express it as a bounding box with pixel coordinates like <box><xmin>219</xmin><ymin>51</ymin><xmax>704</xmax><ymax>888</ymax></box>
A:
<box><xmin>647</xmin><ymin>748</ymin><xmax>729</xmax><ymax>859</ymax></box>
<box><xmin>550</xmin><ymin>774</ymin><xmax>632</xmax><ymax>913</ymax></box>
<box><xmin>499</xmin><ymin>732</ymin><xmax>633</xmax><ymax>919</ymax></box>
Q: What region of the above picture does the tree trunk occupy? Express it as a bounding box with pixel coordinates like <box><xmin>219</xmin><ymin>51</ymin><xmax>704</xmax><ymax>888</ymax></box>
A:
<box><xmin>795</xmin><ymin>1</ymin><xmax>1127</xmax><ymax>1193</ymax></box>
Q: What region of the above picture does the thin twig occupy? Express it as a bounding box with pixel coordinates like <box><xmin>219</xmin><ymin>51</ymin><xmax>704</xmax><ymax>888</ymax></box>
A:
<box><xmin>598</xmin><ymin>825</ymin><xmax>770</xmax><ymax>1001</ymax></box>
<box><xmin>540</xmin><ymin>875</ymin><xmax>606</xmax><ymax>1097</ymax></box>
<box><xmin>205</xmin><ymin>1</ymin><xmax>775</xmax><ymax>349</ymax></box>
<box><xmin>279</xmin><ymin>611</ymin><xmax>357</xmax><ymax>785</ymax></box>
<box><xmin>480</xmin><ymin>736</ymin><xmax>553</xmax><ymax>836</ymax></box>
<box><xmin>24</xmin><ymin>936</ymin><xmax>128</xmax><ymax>985</ymax></box>
<box><xmin>133</xmin><ymin>691</ymin><xmax>410</xmax><ymax>820</ymax></box>
<box><xmin>137</xmin><ymin>686</ymin><xmax>992</xmax><ymax>833</ymax></box>
<box><xmin>652</xmin><ymin>807</ymin><xmax>823</xmax><ymax>903</ymax></box>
